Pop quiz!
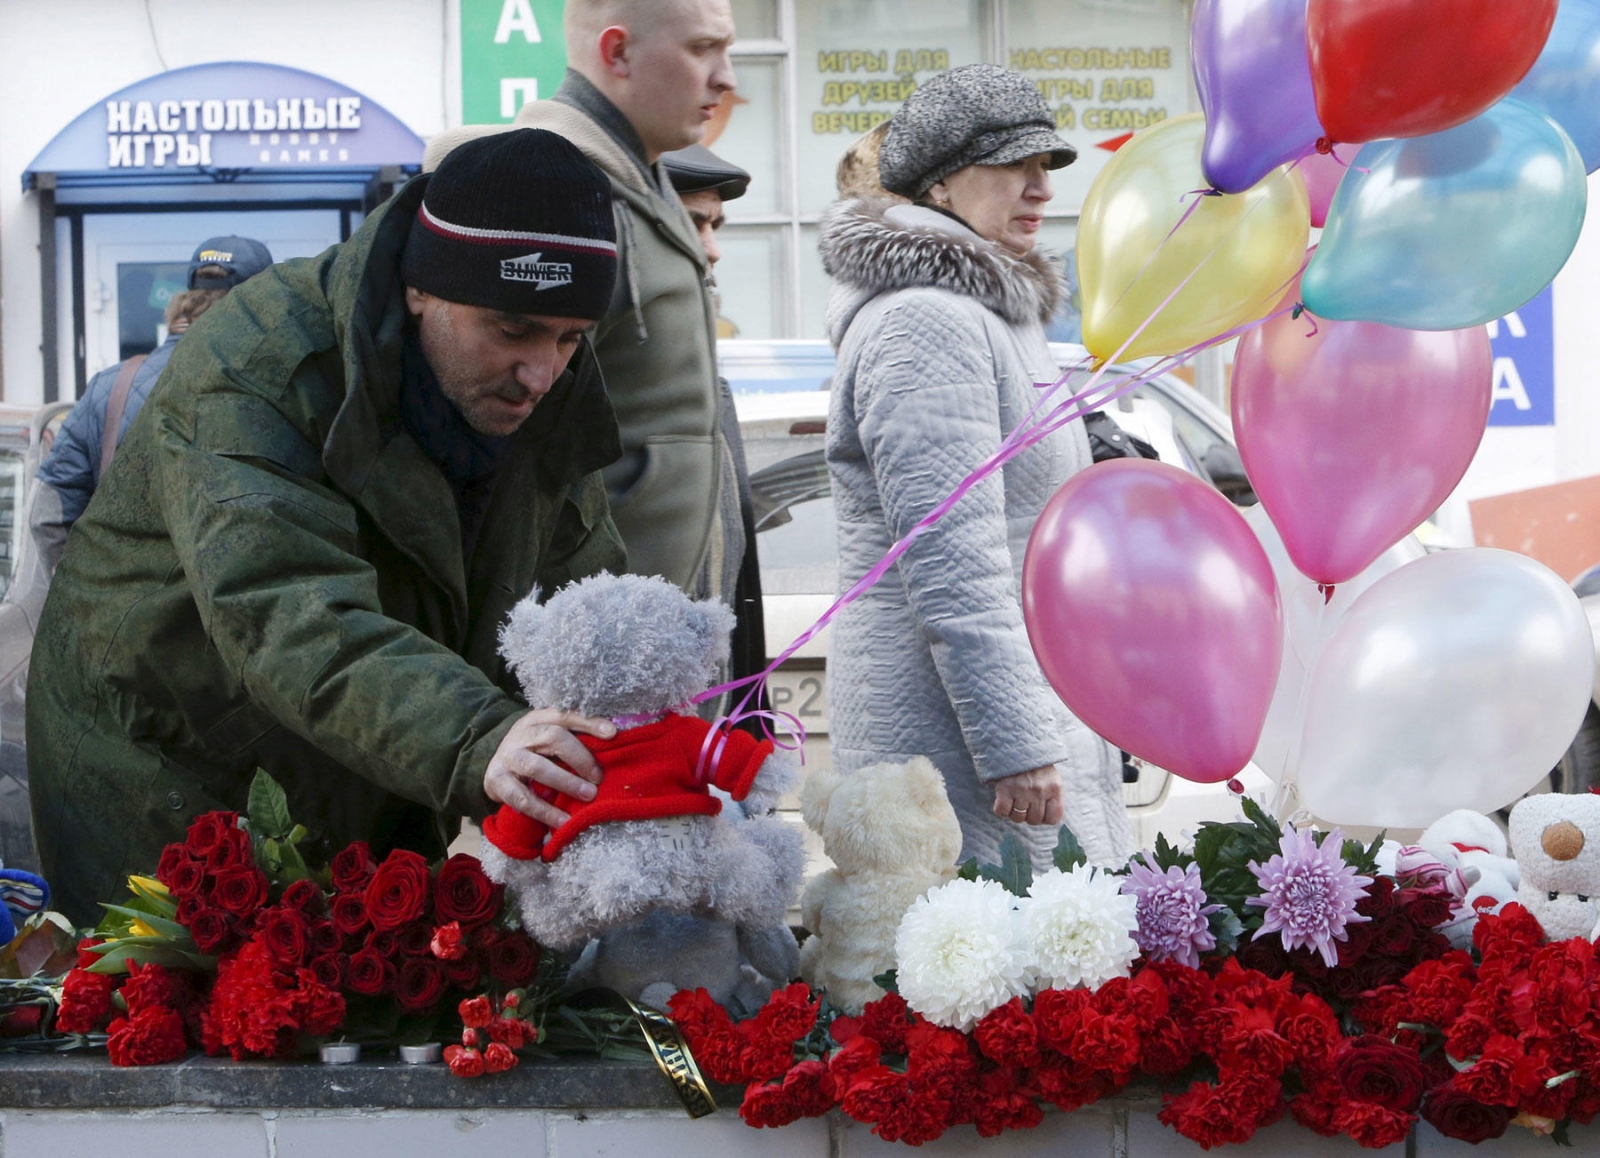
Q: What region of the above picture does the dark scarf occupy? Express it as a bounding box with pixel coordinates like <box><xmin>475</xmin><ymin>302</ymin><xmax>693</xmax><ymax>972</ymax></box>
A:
<box><xmin>399</xmin><ymin>328</ymin><xmax>513</xmax><ymax>559</ymax></box>
<box><xmin>552</xmin><ymin>69</ymin><xmax>668</xmax><ymax>195</ymax></box>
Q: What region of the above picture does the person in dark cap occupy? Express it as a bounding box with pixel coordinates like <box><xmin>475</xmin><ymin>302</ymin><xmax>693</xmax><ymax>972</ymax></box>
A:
<box><xmin>28</xmin><ymin>129</ymin><xmax>630</xmax><ymax>923</ymax></box>
<box><xmin>30</xmin><ymin>234</ymin><xmax>276</xmax><ymax>571</ymax></box>
<box><xmin>818</xmin><ymin>64</ymin><xmax>1133</xmax><ymax>874</ymax></box>
<box><xmin>661</xmin><ymin>143</ymin><xmax>749</xmax><ymax>271</ymax></box>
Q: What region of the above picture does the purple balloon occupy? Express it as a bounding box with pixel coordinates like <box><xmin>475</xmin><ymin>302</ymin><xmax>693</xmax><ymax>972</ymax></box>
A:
<box><xmin>1022</xmin><ymin>460</ymin><xmax>1283</xmax><ymax>784</ymax></box>
<box><xmin>1232</xmin><ymin>287</ymin><xmax>1492</xmax><ymax>586</ymax></box>
<box><xmin>1194</xmin><ymin>0</ymin><xmax>1324</xmax><ymax>193</ymax></box>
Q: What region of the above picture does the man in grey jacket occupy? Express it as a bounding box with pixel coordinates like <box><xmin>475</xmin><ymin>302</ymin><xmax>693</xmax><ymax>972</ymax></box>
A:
<box><xmin>426</xmin><ymin>0</ymin><xmax>744</xmax><ymax>617</ymax></box>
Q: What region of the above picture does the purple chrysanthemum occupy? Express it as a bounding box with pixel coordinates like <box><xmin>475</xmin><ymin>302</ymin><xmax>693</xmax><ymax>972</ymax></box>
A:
<box><xmin>1246</xmin><ymin>826</ymin><xmax>1373</xmax><ymax>967</ymax></box>
<box><xmin>1120</xmin><ymin>857</ymin><xmax>1221</xmax><ymax>969</ymax></box>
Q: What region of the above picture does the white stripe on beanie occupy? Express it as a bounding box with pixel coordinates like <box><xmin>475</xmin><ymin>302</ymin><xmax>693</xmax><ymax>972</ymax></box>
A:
<box><xmin>417</xmin><ymin>202</ymin><xmax>618</xmax><ymax>257</ymax></box>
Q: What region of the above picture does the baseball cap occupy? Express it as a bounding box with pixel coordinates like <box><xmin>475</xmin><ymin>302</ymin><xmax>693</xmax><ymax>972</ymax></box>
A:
<box><xmin>188</xmin><ymin>236</ymin><xmax>275</xmax><ymax>290</ymax></box>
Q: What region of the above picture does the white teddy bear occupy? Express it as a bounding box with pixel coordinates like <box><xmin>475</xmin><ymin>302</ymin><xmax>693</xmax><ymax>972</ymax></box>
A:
<box><xmin>478</xmin><ymin>573</ymin><xmax>806</xmax><ymax>1008</ymax></box>
<box><xmin>1509</xmin><ymin>793</ymin><xmax>1600</xmax><ymax>942</ymax></box>
<box><xmin>798</xmin><ymin>757</ymin><xmax>963</xmax><ymax>1014</ymax></box>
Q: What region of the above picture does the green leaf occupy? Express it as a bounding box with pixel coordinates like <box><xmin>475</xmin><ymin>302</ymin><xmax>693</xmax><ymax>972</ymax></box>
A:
<box><xmin>1238</xmin><ymin>795</ymin><xmax>1282</xmax><ymax>842</ymax></box>
<box><xmin>125</xmin><ymin>879</ymin><xmax>179</xmax><ymax>918</ymax></box>
<box><xmin>247</xmin><ymin>769</ymin><xmax>294</xmax><ymax>841</ymax></box>
<box><xmin>1052</xmin><ymin>826</ymin><xmax>1087</xmax><ymax>873</ymax></box>
<box><xmin>956</xmin><ymin>859</ymin><xmax>979</xmax><ymax>882</ymax></box>
<box><xmin>872</xmin><ymin>969</ymin><xmax>898</xmax><ymax>995</ymax></box>
<box><xmin>85</xmin><ymin>941</ymin><xmax>215</xmax><ymax>974</ymax></box>
<box><xmin>97</xmin><ymin>904</ymin><xmax>187</xmax><ymax>940</ymax></box>
<box><xmin>1208</xmin><ymin>907</ymin><xmax>1245</xmax><ymax>955</ymax></box>
<box><xmin>286</xmin><ymin>824</ymin><xmax>308</xmax><ymax>846</ymax></box>
<box><xmin>1148</xmin><ymin>832</ymin><xmax>1191</xmax><ymax>872</ymax></box>
<box><xmin>979</xmin><ymin>833</ymin><xmax>1034</xmax><ymax>897</ymax></box>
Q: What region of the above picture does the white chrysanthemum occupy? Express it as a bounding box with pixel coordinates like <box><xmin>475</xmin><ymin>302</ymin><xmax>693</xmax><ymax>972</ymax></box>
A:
<box><xmin>894</xmin><ymin>878</ymin><xmax>1030</xmax><ymax>1032</ymax></box>
<box><xmin>1020</xmin><ymin>864</ymin><xmax>1140</xmax><ymax>990</ymax></box>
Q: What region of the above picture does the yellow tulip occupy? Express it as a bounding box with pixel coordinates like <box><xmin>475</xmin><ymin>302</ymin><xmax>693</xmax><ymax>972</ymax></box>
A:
<box><xmin>128</xmin><ymin>919</ymin><xmax>160</xmax><ymax>939</ymax></box>
<box><xmin>1077</xmin><ymin>113</ymin><xmax>1309</xmax><ymax>364</ymax></box>
<box><xmin>127</xmin><ymin>875</ymin><xmax>171</xmax><ymax>899</ymax></box>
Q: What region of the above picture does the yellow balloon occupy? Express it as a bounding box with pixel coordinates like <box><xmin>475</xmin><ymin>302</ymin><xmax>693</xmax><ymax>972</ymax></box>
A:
<box><xmin>1077</xmin><ymin>114</ymin><xmax>1310</xmax><ymax>364</ymax></box>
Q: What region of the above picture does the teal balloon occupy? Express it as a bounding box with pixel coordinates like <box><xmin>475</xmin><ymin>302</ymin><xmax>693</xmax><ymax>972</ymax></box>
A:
<box><xmin>1303</xmin><ymin>99</ymin><xmax>1586</xmax><ymax>331</ymax></box>
<box><xmin>1512</xmin><ymin>0</ymin><xmax>1600</xmax><ymax>172</ymax></box>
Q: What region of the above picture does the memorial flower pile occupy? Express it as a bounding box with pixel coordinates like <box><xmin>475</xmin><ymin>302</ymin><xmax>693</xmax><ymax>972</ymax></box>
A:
<box><xmin>49</xmin><ymin>772</ymin><xmax>546</xmax><ymax>1063</ymax></box>
<box><xmin>667</xmin><ymin>800</ymin><xmax>1593</xmax><ymax>1149</ymax></box>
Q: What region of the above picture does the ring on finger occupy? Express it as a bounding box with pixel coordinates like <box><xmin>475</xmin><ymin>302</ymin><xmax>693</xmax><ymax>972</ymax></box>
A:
<box><xmin>1010</xmin><ymin>806</ymin><xmax>1029</xmax><ymax>815</ymax></box>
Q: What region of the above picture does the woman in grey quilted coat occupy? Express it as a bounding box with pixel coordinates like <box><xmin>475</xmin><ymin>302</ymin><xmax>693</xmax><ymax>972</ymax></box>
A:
<box><xmin>820</xmin><ymin>65</ymin><xmax>1133</xmax><ymax>869</ymax></box>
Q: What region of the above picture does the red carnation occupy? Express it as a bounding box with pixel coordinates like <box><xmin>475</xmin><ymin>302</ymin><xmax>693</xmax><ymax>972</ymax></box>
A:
<box><xmin>740</xmin><ymin>1060</ymin><xmax>836</xmax><ymax>1128</ymax></box>
<box><xmin>1334</xmin><ymin>1101</ymin><xmax>1415</xmax><ymax>1149</ymax></box>
<box><xmin>55</xmin><ymin>967</ymin><xmax>117</xmax><ymax>1034</ymax></box>
<box><xmin>445</xmin><ymin>1044</ymin><xmax>485</xmax><ymax>1077</ymax></box>
<box><xmin>1335</xmin><ymin>1035</ymin><xmax>1431</xmax><ymax>1112</ymax></box>
<box><xmin>309</xmin><ymin>952</ymin><xmax>346</xmax><ymax>990</ymax></box>
<box><xmin>972</xmin><ymin>1065</ymin><xmax>1043</xmax><ymax>1138</ymax></box>
<box><xmin>330</xmin><ymin>840</ymin><xmax>378</xmax><ymax>893</ymax></box>
<box><xmin>1138</xmin><ymin>1015</ymin><xmax>1193</xmax><ymax>1077</ymax></box>
<box><xmin>483</xmin><ymin>1041</ymin><xmax>518</xmax><ymax>1073</ymax></box>
<box><xmin>433</xmin><ymin>854</ymin><xmax>503</xmax><ymax>928</ymax></box>
<box><xmin>395</xmin><ymin>957</ymin><xmax>448</xmax><ymax>1013</ymax></box>
<box><xmin>280</xmin><ymin>878</ymin><xmax>326</xmax><ymax>916</ymax></box>
<box><xmin>1290</xmin><ymin>1092</ymin><xmax>1344</xmax><ymax>1137</ymax></box>
<box><xmin>211</xmin><ymin>865</ymin><xmax>269</xmax><ymax>916</ymax></box>
<box><xmin>975</xmin><ymin>998</ymin><xmax>1040</xmax><ymax>1067</ymax></box>
<box><xmin>828</xmin><ymin>1035</ymin><xmax>883</xmax><ymax>1092</ymax></box>
<box><xmin>260</xmin><ymin>908</ymin><xmax>311</xmax><ymax>967</ymax></box>
<box><xmin>459</xmin><ymin>995</ymin><xmax>493</xmax><ymax>1028</ymax></box>
<box><xmin>330</xmin><ymin>892</ymin><xmax>369</xmax><ymax>937</ymax></box>
<box><xmin>1455</xmin><ymin>1034</ymin><xmax>1523</xmax><ymax>1106</ymax></box>
<box><xmin>487</xmin><ymin>1017</ymin><xmax>534</xmax><ymax>1049</ymax></box>
<box><xmin>1033</xmin><ymin>987</ymin><xmax>1093</xmax><ymax>1054</ymax></box>
<box><xmin>183</xmin><ymin>811</ymin><xmax>238</xmax><ymax>857</ymax></box>
<box><xmin>364</xmin><ymin>849</ymin><xmax>430</xmax><ymax>931</ymax></box>
<box><xmin>482</xmin><ymin>929</ymin><xmax>540</xmax><ymax>985</ymax></box>
<box><xmin>430</xmin><ymin>921</ymin><xmax>467</xmax><ymax>961</ymax></box>
<box><xmin>106</xmin><ymin>1005</ymin><xmax>189</xmax><ymax>1066</ymax></box>
<box><xmin>187</xmin><ymin>908</ymin><xmax>235</xmax><ymax>956</ymax></box>
<box><xmin>119</xmin><ymin>961</ymin><xmax>176</xmax><ymax>1015</ymax></box>
<box><xmin>346</xmin><ymin>949</ymin><xmax>394</xmax><ymax>997</ymax></box>
<box><xmin>855</xmin><ymin>991</ymin><xmax>911</xmax><ymax>1054</ymax></box>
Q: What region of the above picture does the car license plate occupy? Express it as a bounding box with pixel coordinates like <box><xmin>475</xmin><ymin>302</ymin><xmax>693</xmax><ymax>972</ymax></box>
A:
<box><xmin>766</xmin><ymin>667</ymin><xmax>829</xmax><ymax>734</ymax></box>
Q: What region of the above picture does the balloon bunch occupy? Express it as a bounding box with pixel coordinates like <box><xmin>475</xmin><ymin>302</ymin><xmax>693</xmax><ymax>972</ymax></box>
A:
<box><xmin>1023</xmin><ymin>0</ymin><xmax>1599</xmax><ymax>827</ymax></box>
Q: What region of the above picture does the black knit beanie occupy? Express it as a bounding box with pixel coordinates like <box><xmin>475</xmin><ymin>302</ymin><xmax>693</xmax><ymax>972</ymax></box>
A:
<box><xmin>401</xmin><ymin>128</ymin><xmax>617</xmax><ymax>321</ymax></box>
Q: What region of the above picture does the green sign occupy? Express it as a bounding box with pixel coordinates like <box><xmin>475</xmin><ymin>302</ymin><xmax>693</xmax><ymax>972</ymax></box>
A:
<box><xmin>460</xmin><ymin>0</ymin><xmax>569</xmax><ymax>125</ymax></box>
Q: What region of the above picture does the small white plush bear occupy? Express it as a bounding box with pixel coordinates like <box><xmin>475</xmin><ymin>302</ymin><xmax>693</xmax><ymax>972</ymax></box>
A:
<box><xmin>1408</xmin><ymin>809</ymin><xmax>1522</xmax><ymax>949</ymax></box>
<box><xmin>1508</xmin><ymin>793</ymin><xmax>1600</xmax><ymax>942</ymax></box>
<box><xmin>798</xmin><ymin>757</ymin><xmax>963</xmax><ymax>1014</ymax></box>
<box><xmin>478</xmin><ymin>573</ymin><xmax>805</xmax><ymax>990</ymax></box>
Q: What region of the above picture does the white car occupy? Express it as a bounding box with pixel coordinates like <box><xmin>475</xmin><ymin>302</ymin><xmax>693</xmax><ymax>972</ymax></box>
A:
<box><xmin>724</xmin><ymin>339</ymin><xmax>1273</xmax><ymax>855</ymax></box>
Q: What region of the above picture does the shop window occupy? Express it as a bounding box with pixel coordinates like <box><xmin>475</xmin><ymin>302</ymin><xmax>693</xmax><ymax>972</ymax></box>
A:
<box><xmin>1006</xmin><ymin>0</ymin><xmax>1191</xmax><ymax>213</ymax></box>
<box><xmin>731</xmin><ymin>0</ymin><xmax>780</xmax><ymax>41</ymax></box>
<box><xmin>798</xmin><ymin>223</ymin><xmax>830</xmax><ymax>340</ymax></box>
<box><xmin>794</xmin><ymin>0</ymin><xmax>986</xmax><ymax>215</ymax></box>
<box><xmin>118</xmin><ymin>261</ymin><xmax>188</xmax><ymax>360</ymax></box>
<box><xmin>712</xmin><ymin>57</ymin><xmax>787</xmax><ymax>218</ymax></box>
<box><xmin>713</xmin><ymin>225</ymin><xmax>790</xmax><ymax>339</ymax></box>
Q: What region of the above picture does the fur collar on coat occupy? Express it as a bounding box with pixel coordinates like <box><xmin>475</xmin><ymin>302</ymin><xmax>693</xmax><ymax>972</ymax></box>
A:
<box><xmin>818</xmin><ymin>197</ymin><xmax>1063</xmax><ymax>334</ymax></box>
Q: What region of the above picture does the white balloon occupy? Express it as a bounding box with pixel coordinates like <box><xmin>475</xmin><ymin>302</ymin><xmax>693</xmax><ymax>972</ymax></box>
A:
<box><xmin>1297</xmin><ymin>548</ymin><xmax>1595</xmax><ymax>829</ymax></box>
<box><xmin>1241</xmin><ymin>504</ymin><xmax>1425</xmax><ymax>783</ymax></box>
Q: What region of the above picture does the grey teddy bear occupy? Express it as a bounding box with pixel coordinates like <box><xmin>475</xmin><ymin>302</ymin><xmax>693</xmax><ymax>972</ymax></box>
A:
<box><xmin>479</xmin><ymin>572</ymin><xmax>805</xmax><ymax>1013</ymax></box>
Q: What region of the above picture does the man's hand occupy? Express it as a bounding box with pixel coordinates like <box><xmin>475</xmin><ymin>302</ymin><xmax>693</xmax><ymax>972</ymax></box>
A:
<box><xmin>483</xmin><ymin>709</ymin><xmax>617</xmax><ymax>827</ymax></box>
<box><xmin>991</xmin><ymin>764</ymin><xmax>1065</xmax><ymax>827</ymax></box>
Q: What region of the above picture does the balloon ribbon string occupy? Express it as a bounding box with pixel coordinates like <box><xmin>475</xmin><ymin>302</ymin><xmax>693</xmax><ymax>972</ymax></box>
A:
<box><xmin>692</xmin><ymin>192</ymin><xmax>1304</xmax><ymax>764</ymax></box>
<box><xmin>1274</xmin><ymin>591</ymin><xmax>1331</xmax><ymax>822</ymax></box>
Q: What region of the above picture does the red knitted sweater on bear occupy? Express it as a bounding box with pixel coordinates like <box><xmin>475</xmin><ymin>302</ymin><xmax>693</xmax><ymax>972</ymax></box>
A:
<box><xmin>481</xmin><ymin>714</ymin><xmax>774</xmax><ymax>863</ymax></box>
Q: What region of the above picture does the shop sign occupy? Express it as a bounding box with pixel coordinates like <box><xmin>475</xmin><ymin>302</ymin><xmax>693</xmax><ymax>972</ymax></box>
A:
<box><xmin>459</xmin><ymin>0</ymin><xmax>569</xmax><ymax>124</ymax></box>
<box><xmin>1008</xmin><ymin>0</ymin><xmax>1192</xmax><ymax>213</ymax></box>
<box><xmin>1487</xmin><ymin>285</ymin><xmax>1555</xmax><ymax>427</ymax></box>
<box><xmin>25</xmin><ymin>61</ymin><xmax>422</xmax><ymax>183</ymax></box>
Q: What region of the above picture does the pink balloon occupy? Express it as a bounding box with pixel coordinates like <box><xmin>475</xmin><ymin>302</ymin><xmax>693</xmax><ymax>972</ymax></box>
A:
<box><xmin>1232</xmin><ymin>290</ymin><xmax>1492</xmax><ymax>585</ymax></box>
<box><xmin>1022</xmin><ymin>459</ymin><xmax>1283</xmax><ymax>784</ymax></box>
<box><xmin>1299</xmin><ymin>146</ymin><xmax>1350</xmax><ymax>228</ymax></box>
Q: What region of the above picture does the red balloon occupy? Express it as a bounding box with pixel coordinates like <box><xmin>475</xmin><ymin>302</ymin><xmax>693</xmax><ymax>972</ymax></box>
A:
<box><xmin>1308</xmin><ymin>0</ymin><xmax>1557</xmax><ymax>143</ymax></box>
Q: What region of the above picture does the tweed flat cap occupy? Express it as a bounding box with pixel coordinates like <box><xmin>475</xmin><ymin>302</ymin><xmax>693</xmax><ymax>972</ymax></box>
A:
<box><xmin>879</xmin><ymin>64</ymin><xmax>1076</xmax><ymax>199</ymax></box>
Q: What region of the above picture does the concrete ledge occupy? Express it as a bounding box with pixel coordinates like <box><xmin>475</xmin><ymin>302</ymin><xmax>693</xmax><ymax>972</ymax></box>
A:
<box><xmin>0</xmin><ymin>1052</ymin><xmax>696</xmax><ymax>1110</ymax></box>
